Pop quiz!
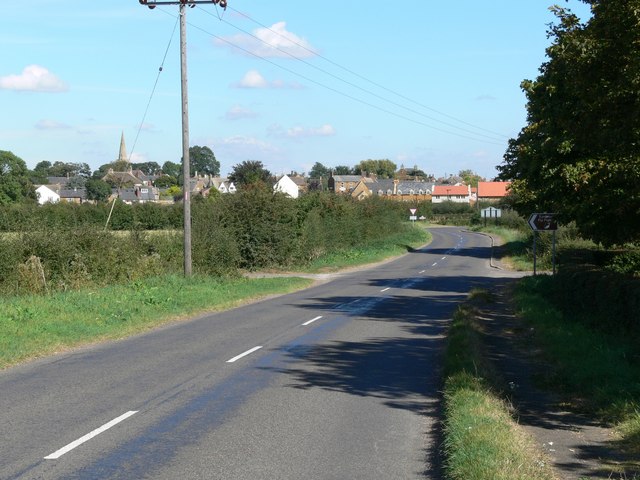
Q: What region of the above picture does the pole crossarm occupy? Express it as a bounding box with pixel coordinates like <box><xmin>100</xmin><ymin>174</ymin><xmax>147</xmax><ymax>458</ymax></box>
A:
<box><xmin>139</xmin><ymin>0</ymin><xmax>226</xmax><ymax>8</ymax></box>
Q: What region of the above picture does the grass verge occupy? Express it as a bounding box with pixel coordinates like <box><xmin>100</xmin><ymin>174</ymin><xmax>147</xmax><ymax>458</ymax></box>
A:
<box><xmin>0</xmin><ymin>275</ymin><xmax>313</xmax><ymax>370</ymax></box>
<box><xmin>514</xmin><ymin>276</ymin><xmax>640</xmax><ymax>459</ymax></box>
<box><xmin>442</xmin><ymin>297</ymin><xmax>557</xmax><ymax>480</ymax></box>
<box><xmin>304</xmin><ymin>225</ymin><xmax>430</xmax><ymax>273</ymax></box>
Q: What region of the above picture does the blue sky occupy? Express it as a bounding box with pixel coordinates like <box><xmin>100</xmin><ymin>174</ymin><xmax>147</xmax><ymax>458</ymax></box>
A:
<box><xmin>1</xmin><ymin>1</ymin><xmax>592</xmax><ymax>179</ymax></box>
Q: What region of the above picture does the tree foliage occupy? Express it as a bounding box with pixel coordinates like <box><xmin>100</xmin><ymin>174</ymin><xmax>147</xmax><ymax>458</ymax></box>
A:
<box><xmin>162</xmin><ymin>161</ymin><xmax>181</xmax><ymax>179</ymax></box>
<box><xmin>228</xmin><ymin>160</ymin><xmax>272</xmax><ymax>187</ymax></box>
<box><xmin>189</xmin><ymin>146</ymin><xmax>219</xmax><ymax>177</ymax></box>
<box><xmin>85</xmin><ymin>179</ymin><xmax>112</xmax><ymax>202</ymax></box>
<box><xmin>309</xmin><ymin>162</ymin><xmax>330</xmax><ymax>179</ymax></box>
<box><xmin>0</xmin><ymin>151</ymin><xmax>36</xmax><ymax>205</ymax></box>
<box><xmin>131</xmin><ymin>162</ymin><xmax>161</xmax><ymax>175</ymax></box>
<box><xmin>354</xmin><ymin>159</ymin><xmax>397</xmax><ymax>178</ymax></box>
<box><xmin>498</xmin><ymin>2</ymin><xmax>640</xmax><ymax>246</ymax></box>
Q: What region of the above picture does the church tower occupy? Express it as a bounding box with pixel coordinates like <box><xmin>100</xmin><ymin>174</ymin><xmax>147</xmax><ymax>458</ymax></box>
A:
<box><xmin>117</xmin><ymin>132</ymin><xmax>129</xmax><ymax>163</ymax></box>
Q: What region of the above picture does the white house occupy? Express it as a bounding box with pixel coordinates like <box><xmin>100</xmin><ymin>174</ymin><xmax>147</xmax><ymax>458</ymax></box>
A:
<box><xmin>431</xmin><ymin>184</ymin><xmax>472</xmax><ymax>204</ymax></box>
<box><xmin>36</xmin><ymin>185</ymin><xmax>60</xmax><ymax>205</ymax></box>
<box><xmin>273</xmin><ymin>174</ymin><xmax>301</xmax><ymax>198</ymax></box>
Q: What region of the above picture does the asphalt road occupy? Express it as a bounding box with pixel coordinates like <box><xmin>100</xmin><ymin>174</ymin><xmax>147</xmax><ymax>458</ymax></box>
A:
<box><xmin>0</xmin><ymin>227</ymin><xmax>523</xmax><ymax>479</ymax></box>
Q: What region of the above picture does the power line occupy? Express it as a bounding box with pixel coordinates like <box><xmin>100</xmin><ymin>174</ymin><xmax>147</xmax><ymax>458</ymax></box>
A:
<box><xmin>129</xmin><ymin>15</ymin><xmax>180</xmax><ymax>161</ymax></box>
<box><xmin>154</xmin><ymin>7</ymin><xmax>505</xmax><ymax>146</ymax></box>
<box><xmin>197</xmin><ymin>7</ymin><xmax>506</xmax><ymax>143</ymax></box>
<box><xmin>224</xmin><ymin>5</ymin><xmax>509</xmax><ymax>141</ymax></box>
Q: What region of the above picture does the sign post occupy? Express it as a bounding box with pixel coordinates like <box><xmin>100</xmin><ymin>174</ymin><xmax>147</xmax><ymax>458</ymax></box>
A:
<box><xmin>481</xmin><ymin>207</ymin><xmax>501</xmax><ymax>227</ymax></box>
<box><xmin>528</xmin><ymin>213</ymin><xmax>558</xmax><ymax>275</ymax></box>
<box><xmin>409</xmin><ymin>208</ymin><xmax>417</xmax><ymax>223</ymax></box>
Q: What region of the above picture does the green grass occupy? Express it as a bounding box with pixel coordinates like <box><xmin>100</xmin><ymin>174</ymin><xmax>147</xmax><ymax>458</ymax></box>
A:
<box><xmin>514</xmin><ymin>276</ymin><xmax>640</xmax><ymax>459</ymax></box>
<box><xmin>442</xmin><ymin>302</ymin><xmax>557</xmax><ymax>480</ymax></box>
<box><xmin>0</xmin><ymin>275</ymin><xmax>313</xmax><ymax>369</ymax></box>
<box><xmin>304</xmin><ymin>225</ymin><xmax>430</xmax><ymax>273</ymax></box>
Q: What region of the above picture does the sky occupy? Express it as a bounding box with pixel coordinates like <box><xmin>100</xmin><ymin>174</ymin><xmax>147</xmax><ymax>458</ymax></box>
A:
<box><xmin>1</xmin><ymin>1</ymin><xmax>593</xmax><ymax>180</ymax></box>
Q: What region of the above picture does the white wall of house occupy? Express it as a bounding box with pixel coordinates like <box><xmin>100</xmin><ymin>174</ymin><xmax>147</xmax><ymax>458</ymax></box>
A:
<box><xmin>36</xmin><ymin>185</ymin><xmax>60</xmax><ymax>205</ymax></box>
<box><xmin>273</xmin><ymin>175</ymin><xmax>299</xmax><ymax>198</ymax></box>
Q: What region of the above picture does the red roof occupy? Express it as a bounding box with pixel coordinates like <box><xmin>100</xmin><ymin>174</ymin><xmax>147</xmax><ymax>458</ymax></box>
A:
<box><xmin>477</xmin><ymin>181</ymin><xmax>511</xmax><ymax>198</ymax></box>
<box><xmin>432</xmin><ymin>185</ymin><xmax>470</xmax><ymax>196</ymax></box>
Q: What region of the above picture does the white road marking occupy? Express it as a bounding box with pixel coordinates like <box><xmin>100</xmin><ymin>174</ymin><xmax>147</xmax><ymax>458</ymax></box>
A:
<box><xmin>226</xmin><ymin>346</ymin><xmax>263</xmax><ymax>363</ymax></box>
<box><xmin>419</xmin><ymin>270</ymin><xmax>426</xmax><ymax>274</ymax></box>
<box><xmin>380</xmin><ymin>287</ymin><xmax>390</xmax><ymax>292</ymax></box>
<box><xmin>432</xmin><ymin>262</ymin><xmax>438</xmax><ymax>267</ymax></box>
<box><xmin>441</xmin><ymin>256</ymin><xmax>447</xmax><ymax>260</ymax></box>
<box><xmin>44</xmin><ymin>411</ymin><xmax>138</xmax><ymax>460</ymax></box>
<box><xmin>302</xmin><ymin>316</ymin><xmax>323</xmax><ymax>326</ymax></box>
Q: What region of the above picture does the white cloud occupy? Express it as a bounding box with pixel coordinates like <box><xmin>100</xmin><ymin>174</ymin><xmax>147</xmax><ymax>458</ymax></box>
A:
<box><xmin>269</xmin><ymin>123</ymin><xmax>336</xmax><ymax>139</ymax></box>
<box><xmin>233</xmin><ymin>70</ymin><xmax>302</xmax><ymax>89</ymax></box>
<box><xmin>216</xmin><ymin>21</ymin><xmax>317</xmax><ymax>59</ymax></box>
<box><xmin>0</xmin><ymin>65</ymin><xmax>68</xmax><ymax>92</ymax></box>
<box><xmin>225</xmin><ymin>105</ymin><xmax>258</xmax><ymax>121</ymax></box>
<box><xmin>236</xmin><ymin>70</ymin><xmax>268</xmax><ymax>88</ymax></box>
<box><xmin>35</xmin><ymin>119</ymin><xmax>71</xmax><ymax>130</ymax></box>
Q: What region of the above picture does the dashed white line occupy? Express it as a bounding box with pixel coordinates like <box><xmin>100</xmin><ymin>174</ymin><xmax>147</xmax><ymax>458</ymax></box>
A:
<box><xmin>44</xmin><ymin>411</ymin><xmax>138</xmax><ymax>460</ymax></box>
<box><xmin>432</xmin><ymin>262</ymin><xmax>438</xmax><ymax>267</ymax></box>
<box><xmin>441</xmin><ymin>256</ymin><xmax>447</xmax><ymax>260</ymax></box>
<box><xmin>226</xmin><ymin>346</ymin><xmax>263</xmax><ymax>363</ymax></box>
<box><xmin>380</xmin><ymin>287</ymin><xmax>391</xmax><ymax>292</ymax></box>
<box><xmin>419</xmin><ymin>270</ymin><xmax>426</xmax><ymax>274</ymax></box>
<box><xmin>302</xmin><ymin>316</ymin><xmax>323</xmax><ymax>326</ymax></box>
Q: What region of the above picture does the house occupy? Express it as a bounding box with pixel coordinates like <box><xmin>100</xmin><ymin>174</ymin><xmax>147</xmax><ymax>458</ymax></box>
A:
<box><xmin>328</xmin><ymin>174</ymin><xmax>375</xmax><ymax>194</ymax></box>
<box><xmin>477</xmin><ymin>181</ymin><xmax>511</xmax><ymax>203</ymax></box>
<box><xmin>370</xmin><ymin>179</ymin><xmax>433</xmax><ymax>202</ymax></box>
<box><xmin>117</xmin><ymin>186</ymin><xmax>160</xmax><ymax>204</ymax></box>
<box><xmin>349</xmin><ymin>178</ymin><xmax>433</xmax><ymax>202</ymax></box>
<box><xmin>200</xmin><ymin>176</ymin><xmax>237</xmax><ymax>196</ymax></box>
<box><xmin>102</xmin><ymin>169</ymin><xmax>142</xmax><ymax>187</ymax></box>
<box><xmin>431</xmin><ymin>184</ymin><xmax>472</xmax><ymax>204</ymax></box>
<box><xmin>36</xmin><ymin>185</ymin><xmax>60</xmax><ymax>204</ymax></box>
<box><xmin>273</xmin><ymin>174</ymin><xmax>307</xmax><ymax>198</ymax></box>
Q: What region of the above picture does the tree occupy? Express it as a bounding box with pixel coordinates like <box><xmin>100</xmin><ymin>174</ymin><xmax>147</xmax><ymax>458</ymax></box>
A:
<box><xmin>0</xmin><ymin>151</ymin><xmax>36</xmax><ymax>204</ymax></box>
<box><xmin>85</xmin><ymin>178</ymin><xmax>112</xmax><ymax>202</ymax></box>
<box><xmin>162</xmin><ymin>161</ymin><xmax>181</xmax><ymax>179</ymax></box>
<box><xmin>154</xmin><ymin>174</ymin><xmax>177</xmax><ymax>188</ymax></box>
<box><xmin>309</xmin><ymin>162</ymin><xmax>330</xmax><ymax>179</ymax></box>
<box><xmin>333</xmin><ymin>165</ymin><xmax>353</xmax><ymax>175</ymax></box>
<box><xmin>354</xmin><ymin>159</ymin><xmax>397</xmax><ymax>178</ymax></box>
<box><xmin>131</xmin><ymin>162</ymin><xmax>161</xmax><ymax>175</ymax></box>
<box><xmin>458</xmin><ymin>169</ymin><xmax>484</xmax><ymax>188</ymax></box>
<box><xmin>48</xmin><ymin>161</ymin><xmax>91</xmax><ymax>178</ymax></box>
<box><xmin>228</xmin><ymin>160</ymin><xmax>272</xmax><ymax>187</ymax></box>
<box><xmin>498</xmin><ymin>2</ymin><xmax>640</xmax><ymax>246</ymax></box>
<box><xmin>189</xmin><ymin>146</ymin><xmax>219</xmax><ymax>177</ymax></box>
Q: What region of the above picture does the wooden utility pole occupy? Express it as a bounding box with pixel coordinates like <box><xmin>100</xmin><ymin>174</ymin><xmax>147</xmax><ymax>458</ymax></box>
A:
<box><xmin>139</xmin><ymin>0</ymin><xmax>227</xmax><ymax>276</ymax></box>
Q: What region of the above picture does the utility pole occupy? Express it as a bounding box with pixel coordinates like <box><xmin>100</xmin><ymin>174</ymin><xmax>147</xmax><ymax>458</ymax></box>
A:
<box><xmin>139</xmin><ymin>0</ymin><xmax>227</xmax><ymax>277</ymax></box>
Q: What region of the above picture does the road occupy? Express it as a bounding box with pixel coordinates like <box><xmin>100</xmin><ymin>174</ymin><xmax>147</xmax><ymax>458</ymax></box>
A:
<box><xmin>0</xmin><ymin>227</ymin><xmax>524</xmax><ymax>479</ymax></box>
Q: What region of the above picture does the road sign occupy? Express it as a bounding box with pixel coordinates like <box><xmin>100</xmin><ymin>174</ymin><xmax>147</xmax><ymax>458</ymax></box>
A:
<box><xmin>528</xmin><ymin>213</ymin><xmax>558</xmax><ymax>231</ymax></box>
<box><xmin>481</xmin><ymin>207</ymin><xmax>502</xmax><ymax>218</ymax></box>
<box><xmin>409</xmin><ymin>208</ymin><xmax>417</xmax><ymax>215</ymax></box>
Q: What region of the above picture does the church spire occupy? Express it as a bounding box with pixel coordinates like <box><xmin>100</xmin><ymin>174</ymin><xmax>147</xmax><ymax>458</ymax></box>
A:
<box><xmin>118</xmin><ymin>131</ymin><xmax>129</xmax><ymax>163</ymax></box>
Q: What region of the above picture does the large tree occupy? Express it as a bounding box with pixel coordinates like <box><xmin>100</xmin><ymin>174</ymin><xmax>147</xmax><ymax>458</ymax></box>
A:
<box><xmin>354</xmin><ymin>159</ymin><xmax>397</xmax><ymax>178</ymax></box>
<box><xmin>498</xmin><ymin>2</ymin><xmax>640</xmax><ymax>246</ymax></box>
<box><xmin>0</xmin><ymin>151</ymin><xmax>36</xmax><ymax>204</ymax></box>
<box><xmin>162</xmin><ymin>161</ymin><xmax>181</xmax><ymax>179</ymax></box>
<box><xmin>189</xmin><ymin>146</ymin><xmax>220</xmax><ymax>177</ymax></box>
<box><xmin>309</xmin><ymin>162</ymin><xmax>330</xmax><ymax>179</ymax></box>
<box><xmin>85</xmin><ymin>178</ymin><xmax>112</xmax><ymax>202</ymax></box>
<box><xmin>228</xmin><ymin>160</ymin><xmax>272</xmax><ymax>187</ymax></box>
